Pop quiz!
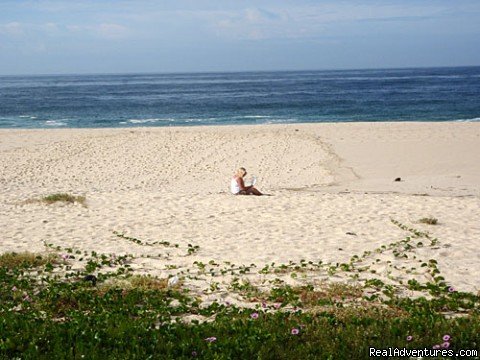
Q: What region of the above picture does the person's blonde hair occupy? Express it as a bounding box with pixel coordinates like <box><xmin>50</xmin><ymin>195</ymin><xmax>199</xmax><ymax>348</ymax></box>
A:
<box><xmin>236</xmin><ymin>167</ymin><xmax>246</xmax><ymax>177</ymax></box>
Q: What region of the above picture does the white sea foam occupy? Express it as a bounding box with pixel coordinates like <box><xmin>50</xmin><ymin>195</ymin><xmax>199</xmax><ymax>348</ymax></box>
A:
<box><xmin>264</xmin><ymin>118</ymin><xmax>298</xmax><ymax>124</ymax></box>
<box><xmin>127</xmin><ymin>118</ymin><xmax>174</xmax><ymax>124</ymax></box>
<box><xmin>242</xmin><ymin>115</ymin><xmax>271</xmax><ymax>119</ymax></box>
<box><xmin>454</xmin><ymin>117</ymin><xmax>480</xmax><ymax>122</ymax></box>
<box><xmin>183</xmin><ymin>118</ymin><xmax>204</xmax><ymax>123</ymax></box>
<box><xmin>44</xmin><ymin>120</ymin><xmax>66</xmax><ymax>126</ymax></box>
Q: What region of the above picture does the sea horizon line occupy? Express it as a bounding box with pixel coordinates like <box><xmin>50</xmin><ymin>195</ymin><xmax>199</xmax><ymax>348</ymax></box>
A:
<box><xmin>1</xmin><ymin>64</ymin><xmax>480</xmax><ymax>78</ymax></box>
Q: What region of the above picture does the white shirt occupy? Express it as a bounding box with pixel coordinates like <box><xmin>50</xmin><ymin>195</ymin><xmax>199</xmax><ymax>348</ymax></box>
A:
<box><xmin>230</xmin><ymin>177</ymin><xmax>240</xmax><ymax>194</ymax></box>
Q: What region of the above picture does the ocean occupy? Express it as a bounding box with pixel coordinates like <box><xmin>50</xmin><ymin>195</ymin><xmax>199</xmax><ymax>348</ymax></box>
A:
<box><xmin>0</xmin><ymin>66</ymin><xmax>479</xmax><ymax>129</ymax></box>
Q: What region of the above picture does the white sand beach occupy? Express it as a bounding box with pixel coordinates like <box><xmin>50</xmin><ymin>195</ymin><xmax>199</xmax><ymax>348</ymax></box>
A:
<box><xmin>1</xmin><ymin>122</ymin><xmax>479</xmax><ymax>300</ymax></box>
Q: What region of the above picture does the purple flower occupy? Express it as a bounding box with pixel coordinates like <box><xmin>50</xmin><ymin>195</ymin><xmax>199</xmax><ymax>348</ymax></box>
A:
<box><xmin>191</xmin><ymin>351</ymin><xmax>197</xmax><ymax>357</ymax></box>
<box><xmin>261</xmin><ymin>301</ymin><xmax>267</xmax><ymax>308</ymax></box>
<box><xmin>23</xmin><ymin>295</ymin><xmax>31</xmax><ymax>302</ymax></box>
<box><xmin>406</xmin><ymin>335</ymin><xmax>413</xmax><ymax>341</ymax></box>
<box><xmin>273</xmin><ymin>303</ymin><xmax>281</xmax><ymax>309</ymax></box>
<box><xmin>250</xmin><ymin>312</ymin><xmax>259</xmax><ymax>319</ymax></box>
<box><xmin>225</xmin><ymin>301</ymin><xmax>230</xmax><ymax>306</ymax></box>
<box><xmin>204</xmin><ymin>337</ymin><xmax>217</xmax><ymax>343</ymax></box>
<box><xmin>432</xmin><ymin>344</ymin><xmax>440</xmax><ymax>349</ymax></box>
<box><xmin>441</xmin><ymin>342</ymin><xmax>450</xmax><ymax>349</ymax></box>
<box><xmin>291</xmin><ymin>328</ymin><xmax>300</xmax><ymax>335</ymax></box>
<box><xmin>11</xmin><ymin>286</ymin><xmax>17</xmax><ymax>292</ymax></box>
<box><xmin>448</xmin><ymin>287</ymin><xmax>455</xmax><ymax>293</ymax></box>
<box><xmin>442</xmin><ymin>334</ymin><xmax>451</xmax><ymax>341</ymax></box>
<box><xmin>61</xmin><ymin>254</ymin><xmax>69</xmax><ymax>260</ymax></box>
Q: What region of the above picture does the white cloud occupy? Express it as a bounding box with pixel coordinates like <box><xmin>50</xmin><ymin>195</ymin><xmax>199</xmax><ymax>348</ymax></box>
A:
<box><xmin>1</xmin><ymin>2</ymin><xmax>475</xmax><ymax>44</ymax></box>
<box><xmin>244</xmin><ymin>8</ymin><xmax>280</xmax><ymax>23</ymax></box>
<box><xmin>20</xmin><ymin>0</ymin><xmax>96</xmax><ymax>13</ymax></box>
<box><xmin>41</xmin><ymin>22</ymin><xmax>61</xmax><ymax>35</ymax></box>
<box><xmin>207</xmin><ymin>3</ymin><xmax>453</xmax><ymax>41</ymax></box>
<box><xmin>66</xmin><ymin>25</ymin><xmax>81</xmax><ymax>32</ymax></box>
<box><xmin>95</xmin><ymin>23</ymin><xmax>130</xmax><ymax>39</ymax></box>
<box><xmin>211</xmin><ymin>7</ymin><xmax>285</xmax><ymax>40</ymax></box>
<box><xmin>66</xmin><ymin>23</ymin><xmax>131</xmax><ymax>39</ymax></box>
<box><xmin>0</xmin><ymin>20</ymin><xmax>131</xmax><ymax>40</ymax></box>
<box><xmin>0</xmin><ymin>22</ymin><xmax>24</xmax><ymax>36</ymax></box>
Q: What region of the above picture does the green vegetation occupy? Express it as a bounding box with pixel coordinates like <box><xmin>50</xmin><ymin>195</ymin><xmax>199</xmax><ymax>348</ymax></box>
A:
<box><xmin>41</xmin><ymin>193</ymin><xmax>86</xmax><ymax>205</ymax></box>
<box><xmin>22</xmin><ymin>193</ymin><xmax>87</xmax><ymax>206</ymax></box>
<box><xmin>1</xmin><ymin>220</ymin><xmax>479</xmax><ymax>358</ymax></box>
<box><xmin>419</xmin><ymin>217</ymin><xmax>439</xmax><ymax>225</ymax></box>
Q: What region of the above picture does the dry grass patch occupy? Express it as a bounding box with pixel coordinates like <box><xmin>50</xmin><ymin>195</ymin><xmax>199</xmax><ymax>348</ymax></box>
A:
<box><xmin>0</xmin><ymin>252</ymin><xmax>58</xmax><ymax>269</ymax></box>
<box><xmin>300</xmin><ymin>283</ymin><xmax>363</xmax><ymax>306</ymax></box>
<box><xmin>129</xmin><ymin>275</ymin><xmax>170</xmax><ymax>290</ymax></box>
<box><xmin>98</xmin><ymin>275</ymin><xmax>170</xmax><ymax>293</ymax></box>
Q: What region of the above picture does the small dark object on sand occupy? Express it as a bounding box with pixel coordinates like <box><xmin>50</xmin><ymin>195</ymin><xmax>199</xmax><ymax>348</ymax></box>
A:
<box><xmin>83</xmin><ymin>275</ymin><xmax>97</xmax><ymax>286</ymax></box>
<box><xmin>394</xmin><ymin>177</ymin><xmax>401</xmax><ymax>182</ymax></box>
<box><xmin>346</xmin><ymin>232</ymin><xmax>357</xmax><ymax>236</ymax></box>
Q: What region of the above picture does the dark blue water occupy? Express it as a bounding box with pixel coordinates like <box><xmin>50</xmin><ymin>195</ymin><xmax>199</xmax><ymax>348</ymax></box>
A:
<box><xmin>0</xmin><ymin>67</ymin><xmax>479</xmax><ymax>128</ymax></box>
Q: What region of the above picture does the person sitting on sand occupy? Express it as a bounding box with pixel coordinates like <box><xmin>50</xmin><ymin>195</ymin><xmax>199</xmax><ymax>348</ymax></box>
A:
<box><xmin>231</xmin><ymin>167</ymin><xmax>263</xmax><ymax>196</ymax></box>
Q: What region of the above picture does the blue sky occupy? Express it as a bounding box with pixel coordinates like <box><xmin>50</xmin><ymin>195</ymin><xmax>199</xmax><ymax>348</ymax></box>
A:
<box><xmin>1</xmin><ymin>0</ymin><xmax>479</xmax><ymax>75</ymax></box>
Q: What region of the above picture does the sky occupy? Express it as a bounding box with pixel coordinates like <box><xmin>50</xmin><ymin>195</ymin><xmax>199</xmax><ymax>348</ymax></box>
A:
<box><xmin>1</xmin><ymin>0</ymin><xmax>479</xmax><ymax>75</ymax></box>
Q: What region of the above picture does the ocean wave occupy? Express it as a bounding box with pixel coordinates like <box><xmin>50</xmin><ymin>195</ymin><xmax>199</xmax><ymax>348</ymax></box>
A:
<box><xmin>454</xmin><ymin>117</ymin><xmax>480</xmax><ymax>122</ymax></box>
<box><xmin>127</xmin><ymin>118</ymin><xmax>175</xmax><ymax>124</ymax></box>
<box><xmin>182</xmin><ymin>118</ymin><xmax>205</xmax><ymax>123</ymax></box>
<box><xmin>242</xmin><ymin>115</ymin><xmax>271</xmax><ymax>119</ymax></box>
<box><xmin>44</xmin><ymin>120</ymin><xmax>67</xmax><ymax>126</ymax></box>
<box><xmin>317</xmin><ymin>75</ymin><xmax>466</xmax><ymax>82</ymax></box>
<box><xmin>264</xmin><ymin>118</ymin><xmax>299</xmax><ymax>124</ymax></box>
